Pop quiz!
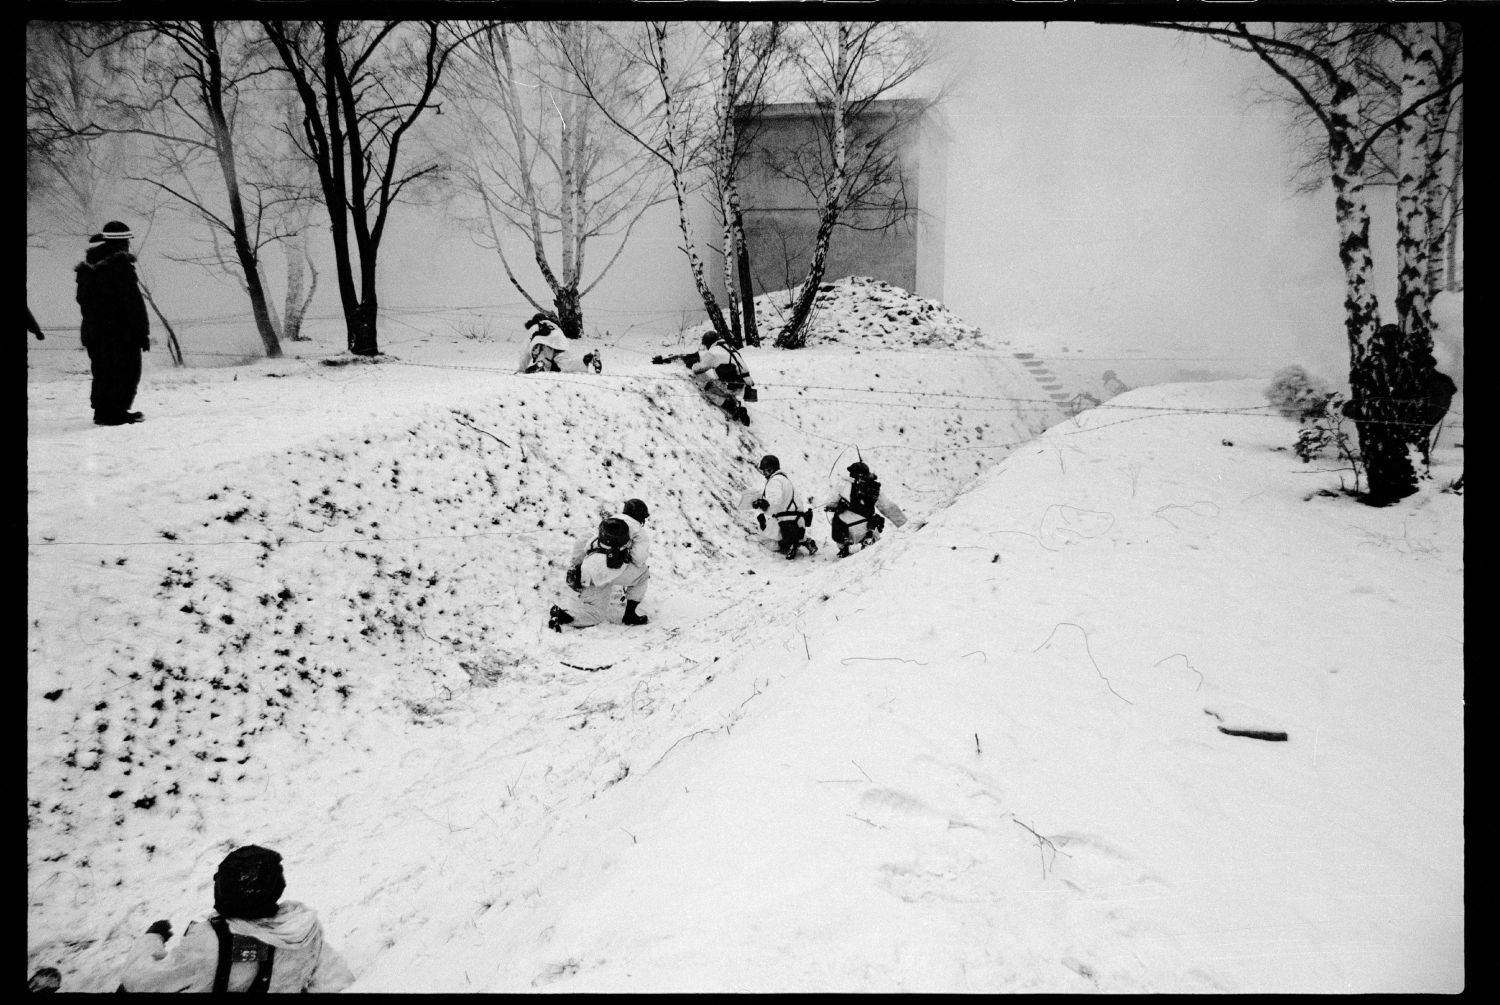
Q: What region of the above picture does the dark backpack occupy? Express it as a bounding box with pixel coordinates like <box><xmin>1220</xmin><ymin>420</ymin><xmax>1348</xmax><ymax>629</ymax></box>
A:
<box><xmin>714</xmin><ymin>346</ymin><xmax>748</xmax><ymax>384</ymax></box>
<box><xmin>848</xmin><ymin>476</ymin><xmax>881</xmax><ymax>518</ymax></box>
<box><xmin>571</xmin><ymin>539</ymin><xmax>631</xmax><ymax>586</ymax></box>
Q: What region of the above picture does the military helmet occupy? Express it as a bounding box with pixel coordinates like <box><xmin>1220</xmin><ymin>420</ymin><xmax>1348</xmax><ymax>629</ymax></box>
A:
<box><xmin>758</xmin><ymin>454</ymin><xmax>780</xmax><ymax>474</ymax></box>
<box><xmin>701</xmin><ymin>332</ymin><xmax>720</xmax><ymax>348</ymax></box>
<box><xmin>847</xmin><ymin>461</ymin><xmax>871</xmax><ymax>479</ymax></box>
<box><xmin>622</xmin><ymin>498</ymin><xmax>649</xmax><ymax>523</ymax></box>
<box><xmin>598</xmin><ymin>517</ymin><xmax>631</xmax><ymax>549</ymax></box>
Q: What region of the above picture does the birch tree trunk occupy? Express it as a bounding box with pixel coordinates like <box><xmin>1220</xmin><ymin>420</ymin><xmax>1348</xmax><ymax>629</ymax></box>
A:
<box><xmin>1394</xmin><ymin>21</ymin><xmax>1437</xmax><ymax>355</ymax></box>
<box><xmin>1423</xmin><ymin>26</ymin><xmax>1462</xmax><ymax>295</ymax></box>
<box><xmin>717</xmin><ymin>22</ymin><xmax>744</xmax><ymax>345</ymax></box>
<box><xmin>1323</xmin><ymin>54</ymin><xmax>1414</xmax><ymax>501</ymax></box>
<box><xmin>1445</xmin><ymin>97</ymin><xmax>1462</xmax><ymax>291</ymax></box>
<box><xmin>651</xmin><ymin>22</ymin><xmax>732</xmax><ymax>342</ymax></box>
<box><xmin>774</xmin><ymin>22</ymin><xmax>851</xmax><ymax>350</ymax></box>
<box><xmin>282</xmin><ymin>231</ymin><xmax>317</xmax><ymax>341</ymax></box>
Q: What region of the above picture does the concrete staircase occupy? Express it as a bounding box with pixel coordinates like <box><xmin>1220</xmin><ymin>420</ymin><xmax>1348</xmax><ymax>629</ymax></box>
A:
<box><xmin>1012</xmin><ymin>351</ymin><xmax>1078</xmax><ymax>409</ymax></box>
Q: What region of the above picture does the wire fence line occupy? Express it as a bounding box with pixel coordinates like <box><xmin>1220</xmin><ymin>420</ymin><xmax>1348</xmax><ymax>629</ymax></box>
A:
<box><xmin>25</xmin><ymin>344</ymin><xmax>1468</xmax><ymax>424</ymax></box>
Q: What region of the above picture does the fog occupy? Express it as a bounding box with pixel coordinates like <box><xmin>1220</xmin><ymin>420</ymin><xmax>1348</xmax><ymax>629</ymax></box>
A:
<box><xmin>27</xmin><ymin>20</ymin><xmax>1435</xmax><ymax>387</ymax></box>
<box><xmin>930</xmin><ymin>21</ymin><xmax>1389</xmax><ymax>387</ymax></box>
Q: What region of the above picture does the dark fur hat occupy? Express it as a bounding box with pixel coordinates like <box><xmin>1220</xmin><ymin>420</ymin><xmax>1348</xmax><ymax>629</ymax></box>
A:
<box><xmin>213</xmin><ymin>845</ymin><xmax>286</xmax><ymax>919</ymax></box>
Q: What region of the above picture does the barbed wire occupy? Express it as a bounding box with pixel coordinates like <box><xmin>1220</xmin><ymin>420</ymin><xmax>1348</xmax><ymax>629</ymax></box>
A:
<box><xmin>27</xmin><ymin>388</ymin><xmax>1461</xmax><ymax>553</ymax></box>
<box><xmin>27</xmin><ymin>301</ymin><xmax>722</xmax><ymax>334</ymax></box>
<box><xmin>30</xmin><ymin>344</ymin><xmax>1460</xmax><ymax>421</ymax></box>
<box><xmin>28</xmin><ymin>333</ymin><xmax>1464</xmax><ymax>405</ymax></box>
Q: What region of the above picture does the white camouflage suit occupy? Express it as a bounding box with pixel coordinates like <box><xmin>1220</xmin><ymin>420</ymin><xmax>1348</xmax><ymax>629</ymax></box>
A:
<box><xmin>559</xmin><ymin>515</ymin><xmax>650</xmax><ymax>627</ymax></box>
<box><xmin>826</xmin><ymin>474</ymin><xmax>907</xmax><ymax>546</ymax></box>
<box><xmin>116</xmin><ymin>902</ymin><xmax>354</xmax><ymax>993</ymax></box>
<box><xmin>517</xmin><ymin>321</ymin><xmax>599</xmax><ymax>374</ymax></box>
<box><xmin>756</xmin><ymin>470</ymin><xmax>809</xmax><ymax>552</ymax></box>
<box><xmin>689</xmin><ymin>342</ymin><xmax>742</xmax><ymax>411</ymax></box>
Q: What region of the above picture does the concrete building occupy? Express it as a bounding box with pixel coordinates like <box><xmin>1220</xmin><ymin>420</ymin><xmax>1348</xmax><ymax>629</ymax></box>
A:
<box><xmin>733</xmin><ymin>100</ymin><xmax>949</xmax><ymax>302</ymax></box>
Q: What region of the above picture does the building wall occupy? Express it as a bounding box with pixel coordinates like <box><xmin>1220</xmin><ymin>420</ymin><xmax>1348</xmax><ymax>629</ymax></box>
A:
<box><xmin>914</xmin><ymin>113</ymin><xmax>949</xmax><ymax>304</ymax></box>
<box><xmin>735</xmin><ymin>102</ymin><xmax>946</xmax><ymax>301</ymax></box>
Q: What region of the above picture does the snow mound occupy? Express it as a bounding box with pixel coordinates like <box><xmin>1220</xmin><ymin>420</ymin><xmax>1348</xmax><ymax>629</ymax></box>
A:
<box><xmin>26</xmin><ymin>374</ymin><xmax>770</xmax><ymax>952</ymax></box>
<box><xmin>698</xmin><ymin>276</ymin><xmax>995</xmax><ymax>351</ymax></box>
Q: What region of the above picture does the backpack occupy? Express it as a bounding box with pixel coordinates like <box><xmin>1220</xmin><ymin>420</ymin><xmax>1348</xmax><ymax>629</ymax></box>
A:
<box><xmin>568</xmin><ymin>538</ymin><xmax>631</xmax><ymax>589</ymax></box>
<box><xmin>714</xmin><ymin>345</ymin><xmax>749</xmax><ymax>384</ymax></box>
<box><xmin>848</xmin><ymin>476</ymin><xmax>881</xmax><ymax>518</ymax></box>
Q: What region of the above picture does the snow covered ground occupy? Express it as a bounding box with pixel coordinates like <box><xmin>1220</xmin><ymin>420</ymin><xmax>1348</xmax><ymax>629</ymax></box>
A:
<box><xmin>27</xmin><ymin>281</ymin><xmax>1463</xmax><ymax>992</ymax></box>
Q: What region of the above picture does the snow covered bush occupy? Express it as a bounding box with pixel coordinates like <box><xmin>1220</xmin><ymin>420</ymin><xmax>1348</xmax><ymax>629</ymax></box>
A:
<box><xmin>1264</xmin><ymin>365</ymin><xmax>1332</xmax><ymax>421</ymax></box>
<box><xmin>1293</xmin><ymin>389</ymin><xmax>1364</xmax><ymax>492</ymax></box>
<box><xmin>1269</xmin><ymin>365</ymin><xmax>1362</xmax><ymax>486</ymax></box>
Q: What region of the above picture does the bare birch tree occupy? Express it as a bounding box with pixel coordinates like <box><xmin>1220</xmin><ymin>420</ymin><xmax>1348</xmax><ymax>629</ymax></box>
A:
<box><xmin>708</xmin><ymin>21</ymin><xmax>786</xmax><ymax>346</ymax></box>
<box><xmin>1259</xmin><ymin>23</ymin><xmax>1462</xmax><ymax>297</ymax></box>
<box><xmin>1143</xmin><ymin>20</ymin><xmax>1463</xmax><ymax>503</ymax></box>
<box><xmin>768</xmin><ymin>21</ymin><xmax>940</xmax><ymax>349</ymax></box>
<box><xmin>445</xmin><ymin>21</ymin><xmax>666</xmax><ymax>339</ymax></box>
<box><xmin>565</xmin><ymin>21</ymin><xmax>737</xmax><ymax>343</ymax></box>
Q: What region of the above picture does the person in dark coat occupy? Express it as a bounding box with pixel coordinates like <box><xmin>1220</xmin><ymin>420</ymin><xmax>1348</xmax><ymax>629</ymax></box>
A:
<box><xmin>74</xmin><ymin>221</ymin><xmax>150</xmax><ymax>425</ymax></box>
<box><xmin>1413</xmin><ymin>359</ymin><xmax>1458</xmax><ymax>466</ymax></box>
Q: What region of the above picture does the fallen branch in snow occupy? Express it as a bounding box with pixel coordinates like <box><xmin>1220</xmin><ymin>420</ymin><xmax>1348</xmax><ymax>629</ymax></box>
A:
<box><xmin>1217</xmin><ymin>726</ymin><xmax>1288</xmax><ymax>742</ymax></box>
<box><xmin>1011</xmin><ymin>817</ymin><xmax>1067</xmax><ymax>879</ymax></box>
<box><xmin>851</xmin><ymin>760</ymin><xmax>874</xmax><ymax>782</ymax></box>
<box><xmin>1032</xmin><ymin>622</ymin><xmax>1133</xmax><ymax>705</ymax></box>
<box><xmin>1204</xmin><ymin>709</ymin><xmax>1287</xmax><ymax>742</ymax></box>
<box><xmin>647</xmin><ymin>728</ymin><xmax>714</xmax><ymax>773</ymax></box>
<box><xmin>733</xmin><ymin>680</ymin><xmax>765</xmax><ymax>715</ymax></box>
<box><xmin>453</xmin><ymin>414</ymin><xmax>516</xmax><ymax>455</ymax></box>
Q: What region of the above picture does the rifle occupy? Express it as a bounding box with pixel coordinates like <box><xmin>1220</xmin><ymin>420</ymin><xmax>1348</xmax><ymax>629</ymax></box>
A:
<box><xmin>650</xmin><ymin>351</ymin><xmax>700</xmax><ymax>367</ymax></box>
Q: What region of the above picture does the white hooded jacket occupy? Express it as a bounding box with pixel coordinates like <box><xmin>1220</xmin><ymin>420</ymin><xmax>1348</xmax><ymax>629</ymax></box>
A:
<box><xmin>118</xmin><ymin>901</ymin><xmax>354</xmax><ymax>993</ymax></box>
<box><xmin>760</xmin><ymin>471</ymin><xmax>803</xmax><ymax>523</ymax></box>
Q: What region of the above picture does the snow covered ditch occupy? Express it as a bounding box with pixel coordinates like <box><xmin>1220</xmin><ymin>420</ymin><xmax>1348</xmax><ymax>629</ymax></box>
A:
<box><xmin>28</xmin><ymin>279</ymin><xmax>1462</xmax><ymax>991</ymax></box>
<box><xmin>27</xmin><ymin>291</ymin><xmax>1065</xmax><ymax>989</ymax></box>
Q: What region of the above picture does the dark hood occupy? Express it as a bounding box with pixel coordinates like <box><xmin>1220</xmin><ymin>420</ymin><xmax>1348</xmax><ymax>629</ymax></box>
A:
<box><xmin>77</xmin><ymin>247</ymin><xmax>135</xmax><ymax>271</ymax></box>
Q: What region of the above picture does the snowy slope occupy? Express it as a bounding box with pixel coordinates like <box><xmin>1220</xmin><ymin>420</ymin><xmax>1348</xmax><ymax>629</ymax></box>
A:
<box><xmin>27</xmin><ymin>287</ymin><xmax>1463</xmax><ymax>993</ymax></box>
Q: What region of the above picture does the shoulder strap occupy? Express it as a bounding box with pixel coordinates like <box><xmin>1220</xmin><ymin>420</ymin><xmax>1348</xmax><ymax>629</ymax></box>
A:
<box><xmin>248</xmin><ymin>946</ymin><xmax>274</xmax><ymax>994</ymax></box>
<box><xmin>726</xmin><ymin>346</ymin><xmax>748</xmax><ymax>376</ymax></box>
<box><xmin>211</xmin><ymin>917</ymin><xmax>233</xmax><ymax>994</ymax></box>
<box><xmin>209</xmin><ymin>916</ymin><xmax>276</xmax><ymax>994</ymax></box>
